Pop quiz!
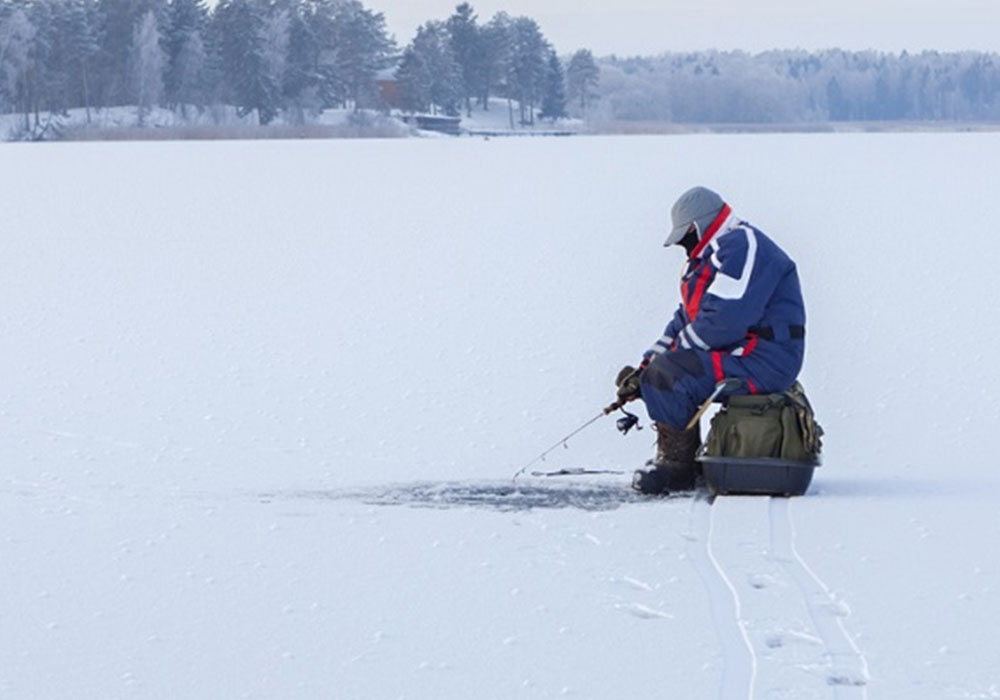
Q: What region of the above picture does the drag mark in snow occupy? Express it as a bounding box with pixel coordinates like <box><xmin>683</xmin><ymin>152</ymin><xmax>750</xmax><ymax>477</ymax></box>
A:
<box><xmin>687</xmin><ymin>497</ymin><xmax>757</xmax><ymax>700</ymax></box>
<box><xmin>768</xmin><ymin>497</ymin><xmax>870</xmax><ymax>698</ymax></box>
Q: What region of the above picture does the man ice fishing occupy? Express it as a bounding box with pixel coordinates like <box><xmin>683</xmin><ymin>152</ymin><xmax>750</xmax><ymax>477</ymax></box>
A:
<box><xmin>618</xmin><ymin>186</ymin><xmax>807</xmax><ymax>494</ymax></box>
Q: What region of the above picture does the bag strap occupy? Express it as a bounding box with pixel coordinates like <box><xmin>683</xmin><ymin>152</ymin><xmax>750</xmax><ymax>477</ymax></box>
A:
<box><xmin>782</xmin><ymin>381</ymin><xmax>824</xmax><ymax>453</ymax></box>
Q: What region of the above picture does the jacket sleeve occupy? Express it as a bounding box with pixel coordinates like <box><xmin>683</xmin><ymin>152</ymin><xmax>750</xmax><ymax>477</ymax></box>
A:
<box><xmin>642</xmin><ymin>304</ymin><xmax>686</xmax><ymax>363</ymax></box>
<box><xmin>675</xmin><ymin>227</ymin><xmax>778</xmax><ymax>351</ymax></box>
<box><xmin>644</xmin><ymin>305</ymin><xmax>685</xmax><ymax>357</ymax></box>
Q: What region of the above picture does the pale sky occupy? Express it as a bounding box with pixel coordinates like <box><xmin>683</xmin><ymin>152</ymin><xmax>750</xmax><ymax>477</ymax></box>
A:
<box><xmin>372</xmin><ymin>0</ymin><xmax>1000</xmax><ymax>56</ymax></box>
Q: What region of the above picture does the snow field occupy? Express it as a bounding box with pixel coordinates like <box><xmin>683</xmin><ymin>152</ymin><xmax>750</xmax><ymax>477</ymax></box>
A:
<box><xmin>1</xmin><ymin>133</ymin><xmax>999</xmax><ymax>698</ymax></box>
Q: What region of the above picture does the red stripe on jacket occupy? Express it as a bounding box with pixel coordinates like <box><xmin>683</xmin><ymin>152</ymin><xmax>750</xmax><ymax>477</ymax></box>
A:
<box><xmin>685</xmin><ymin>263</ymin><xmax>714</xmax><ymax>321</ymax></box>
<box><xmin>690</xmin><ymin>203</ymin><xmax>732</xmax><ymax>260</ymax></box>
<box><xmin>711</xmin><ymin>351</ymin><xmax>724</xmax><ymax>383</ymax></box>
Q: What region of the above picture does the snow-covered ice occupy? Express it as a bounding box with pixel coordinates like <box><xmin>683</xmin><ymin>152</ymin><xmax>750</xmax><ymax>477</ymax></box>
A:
<box><xmin>1</xmin><ymin>133</ymin><xmax>999</xmax><ymax>698</ymax></box>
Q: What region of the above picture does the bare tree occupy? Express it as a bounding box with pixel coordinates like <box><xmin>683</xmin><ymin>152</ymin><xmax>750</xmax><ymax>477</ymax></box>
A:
<box><xmin>132</xmin><ymin>10</ymin><xmax>165</xmax><ymax>126</ymax></box>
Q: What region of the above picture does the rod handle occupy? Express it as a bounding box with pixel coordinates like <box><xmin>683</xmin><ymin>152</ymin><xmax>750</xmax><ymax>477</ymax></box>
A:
<box><xmin>603</xmin><ymin>396</ymin><xmax>636</xmax><ymax>414</ymax></box>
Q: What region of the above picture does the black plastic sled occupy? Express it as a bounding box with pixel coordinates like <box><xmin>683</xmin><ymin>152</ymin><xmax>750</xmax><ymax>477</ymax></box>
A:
<box><xmin>697</xmin><ymin>455</ymin><xmax>820</xmax><ymax>497</ymax></box>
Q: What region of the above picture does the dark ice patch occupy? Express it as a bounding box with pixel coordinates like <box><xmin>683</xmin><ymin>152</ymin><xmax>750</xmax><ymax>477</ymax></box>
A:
<box><xmin>267</xmin><ymin>480</ymin><xmax>684</xmax><ymax>512</ymax></box>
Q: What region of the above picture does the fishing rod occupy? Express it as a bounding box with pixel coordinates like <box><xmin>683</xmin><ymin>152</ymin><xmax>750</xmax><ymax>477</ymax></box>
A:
<box><xmin>512</xmin><ymin>397</ymin><xmax>642</xmax><ymax>482</ymax></box>
<box><xmin>511</xmin><ymin>377</ymin><xmax>742</xmax><ymax>482</ymax></box>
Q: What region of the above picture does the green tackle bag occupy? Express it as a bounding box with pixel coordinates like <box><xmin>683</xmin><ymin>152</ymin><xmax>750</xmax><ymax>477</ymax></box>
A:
<box><xmin>703</xmin><ymin>381</ymin><xmax>823</xmax><ymax>462</ymax></box>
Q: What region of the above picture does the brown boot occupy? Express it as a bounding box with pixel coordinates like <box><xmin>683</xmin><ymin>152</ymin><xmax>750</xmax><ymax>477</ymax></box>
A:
<box><xmin>632</xmin><ymin>421</ymin><xmax>701</xmax><ymax>494</ymax></box>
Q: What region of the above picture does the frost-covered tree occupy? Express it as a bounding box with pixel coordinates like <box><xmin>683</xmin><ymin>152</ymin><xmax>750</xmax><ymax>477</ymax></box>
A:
<box><xmin>132</xmin><ymin>10</ymin><xmax>165</xmax><ymax>124</ymax></box>
<box><xmin>0</xmin><ymin>7</ymin><xmax>36</xmax><ymax>118</ymax></box>
<box><xmin>259</xmin><ymin>6</ymin><xmax>289</xmax><ymax>105</ymax></box>
<box><xmin>95</xmin><ymin>0</ymin><xmax>167</xmax><ymax>107</ymax></box>
<box><xmin>566</xmin><ymin>48</ymin><xmax>599</xmax><ymax>114</ymax></box>
<box><xmin>594</xmin><ymin>49</ymin><xmax>1000</xmax><ymax>124</ymax></box>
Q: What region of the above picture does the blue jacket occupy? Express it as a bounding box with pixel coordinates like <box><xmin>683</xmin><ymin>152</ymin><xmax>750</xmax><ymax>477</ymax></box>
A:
<box><xmin>644</xmin><ymin>213</ymin><xmax>806</xmax><ymax>394</ymax></box>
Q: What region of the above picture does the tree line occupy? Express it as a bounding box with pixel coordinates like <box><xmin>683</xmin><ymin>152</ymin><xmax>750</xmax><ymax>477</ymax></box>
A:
<box><xmin>392</xmin><ymin>4</ymin><xmax>598</xmax><ymax>125</ymax></box>
<box><xmin>9</xmin><ymin>0</ymin><xmax>994</xmax><ymax>133</ymax></box>
<box><xmin>597</xmin><ymin>50</ymin><xmax>1000</xmax><ymax>124</ymax></box>
<box><xmin>0</xmin><ymin>0</ymin><xmax>600</xmax><ymax>130</ymax></box>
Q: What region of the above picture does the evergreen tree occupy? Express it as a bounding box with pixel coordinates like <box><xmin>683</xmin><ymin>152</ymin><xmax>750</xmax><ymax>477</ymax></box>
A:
<box><xmin>445</xmin><ymin>2</ymin><xmax>480</xmax><ymax>117</ymax></box>
<box><xmin>64</xmin><ymin>0</ymin><xmax>101</xmax><ymax>121</ymax></box>
<box><xmin>330</xmin><ymin>0</ymin><xmax>394</xmax><ymax>110</ymax></box>
<box><xmin>171</xmin><ymin>22</ymin><xmax>207</xmax><ymax>115</ymax></box>
<box><xmin>565</xmin><ymin>48</ymin><xmax>598</xmax><ymax>114</ymax></box>
<box><xmin>406</xmin><ymin>21</ymin><xmax>460</xmax><ymax>115</ymax></box>
<box><xmin>26</xmin><ymin>0</ymin><xmax>63</xmax><ymax>116</ymax></box>
<box><xmin>478</xmin><ymin>11</ymin><xmax>511</xmax><ymax>110</ymax></box>
<box><xmin>278</xmin><ymin>3</ymin><xmax>317</xmax><ymax>122</ymax></box>
<box><xmin>302</xmin><ymin>0</ymin><xmax>348</xmax><ymax>110</ymax></box>
<box><xmin>538</xmin><ymin>49</ymin><xmax>566</xmax><ymax>121</ymax></box>
<box><xmin>509</xmin><ymin>16</ymin><xmax>546</xmax><ymax>125</ymax></box>
<box><xmin>214</xmin><ymin>0</ymin><xmax>280</xmax><ymax>124</ymax></box>
<box><xmin>394</xmin><ymin>44</ymin><xmax>430</xmax><ymax>113</ymax></box>
<box><xmin>165</xmin><ymin>0</ymin><xmax>209</xmax><ymax>111</ymax></box>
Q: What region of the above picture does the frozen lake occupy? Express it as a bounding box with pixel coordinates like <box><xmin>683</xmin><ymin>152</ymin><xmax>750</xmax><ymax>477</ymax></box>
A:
<box><xmin>1</xmin><ymin>133</ymin><xmax>998</xmax><ymax>698</ymax></box>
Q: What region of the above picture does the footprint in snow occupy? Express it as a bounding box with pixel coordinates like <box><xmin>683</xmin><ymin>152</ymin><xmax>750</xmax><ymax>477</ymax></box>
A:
<box><xmin>748</xmin><ymin>573</ymin><xmax>781</xmax><ymax>590</ymax></box>
<box><xmin>827</xmin><ymin>671</ymin><xmax>868</xmax><ymax>687</ymax></box>
<box><xmin>616</xmin><ymin>602</ymin><xmax>673</xmax><ymax>620</ymax></box>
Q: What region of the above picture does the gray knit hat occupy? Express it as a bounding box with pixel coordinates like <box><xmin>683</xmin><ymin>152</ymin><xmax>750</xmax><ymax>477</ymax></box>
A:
<box><xmin>665</xmin><ymin>186</ymin><xmax>726</xmax><ymax>247</ymax></box>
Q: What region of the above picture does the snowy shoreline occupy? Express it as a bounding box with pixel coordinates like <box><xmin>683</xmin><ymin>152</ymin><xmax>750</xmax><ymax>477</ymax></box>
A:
<box><xmin>4</xmin><ymin>103</ymin><xmax>999</xmax><ymax>142</ymax></box>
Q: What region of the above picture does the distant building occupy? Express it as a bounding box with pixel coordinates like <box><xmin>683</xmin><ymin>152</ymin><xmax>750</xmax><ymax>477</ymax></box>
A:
<box><xmin>374</xmin><ymin>67</ymin><xmax>462</xmax><ymax>135</ymax></box>
<box><xmin>375</xmin><ymin>68</ymin><xmax>399</xmax><ymax>110</ymax></box>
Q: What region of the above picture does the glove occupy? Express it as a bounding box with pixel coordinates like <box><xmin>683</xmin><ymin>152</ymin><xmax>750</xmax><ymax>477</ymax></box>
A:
<box><xmin>615</xmin><ymin>365</ymin><xmax>642</xmax><ymax>402</ymax></box>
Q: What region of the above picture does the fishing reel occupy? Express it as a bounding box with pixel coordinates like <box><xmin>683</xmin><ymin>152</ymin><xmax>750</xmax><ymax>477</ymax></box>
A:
<box><xmin>616</xmin><ymin>408</ymin><xmax>643</xmax><ymax>436</ymax></box>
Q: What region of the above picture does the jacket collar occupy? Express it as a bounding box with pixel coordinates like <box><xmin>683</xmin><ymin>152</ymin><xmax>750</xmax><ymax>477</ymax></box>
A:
<box><xmin>690</xmin><ymin>203</ymin><xmax>737</xmax><ymax>260</ymax></box>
